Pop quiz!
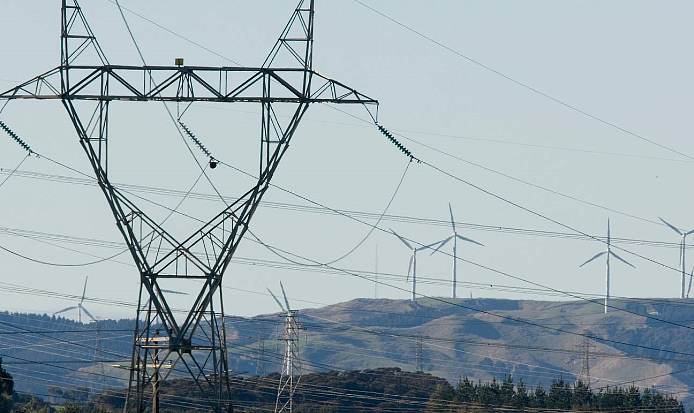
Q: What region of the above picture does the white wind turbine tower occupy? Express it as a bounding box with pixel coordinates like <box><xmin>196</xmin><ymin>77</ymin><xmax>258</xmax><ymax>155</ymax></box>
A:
<box><xmin>390</xmin><ymin>229</ymin><xmax>442</xmax><ymax>302</ymax></box>
<box><xmin>658</xmin><ymin>217</ymin><xmax>694</xmax><ymax>299</ymax></box>
<box><xmin>579</xmin><ymin>219</ymin><xmax>634</xmax><ymax>314</ymax></box>
<box><xmin>53</xmin><ymin>276</ymin><xmax>96</xmax><ymax>323</ymax></box>
<box><xmin>267</xmin><ymin>281</ymin><xmax>302</xmax><ymax>413</ymax></box>
<box><xmin>430</xmin><ymin>204</ymin><xmax>484</xmax><ymax>299</ymax></box>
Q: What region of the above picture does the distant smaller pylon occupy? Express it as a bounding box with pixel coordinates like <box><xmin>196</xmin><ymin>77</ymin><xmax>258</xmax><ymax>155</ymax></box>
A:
<box><xmin>415</xmin><ymin>333</ymin><xmax>424</xmax><ymax>372</ymax></box>
<box><xmin>577</xmin><ymin>331</ymin><xmax>595</xmax><ymax>388</ymax></box>
<box><xmin>256</xmin><ymin>328</ymin><xmax>266</xmax><ymax>376</ymax></box>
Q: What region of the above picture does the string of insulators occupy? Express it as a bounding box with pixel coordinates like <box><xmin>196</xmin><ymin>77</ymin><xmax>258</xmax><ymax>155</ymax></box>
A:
<box><xmin>376</xmin><ymin>123</ymin><xmax>413</xmax><ymax>159</ymax></box>
<box><xmin>178</xmin><ymin>120</ymin><xmax>218</xmax><ymax>167</ymax></box>
<box><xmin>0</xmin><ymin>120</ymin><xmax>34</xmax><ymax>155</ymax></box>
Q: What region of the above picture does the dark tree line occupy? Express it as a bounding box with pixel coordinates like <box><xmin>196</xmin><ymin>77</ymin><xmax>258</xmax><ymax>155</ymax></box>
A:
<box><xmin>427</xmin><ymin>375</ymin><xmax>685</xmax><ymax>412</ymax></box>
<box><xmin>0</xmin><ymin>363</ymin><xmax>688</xmax><ymax>412</ymax></box>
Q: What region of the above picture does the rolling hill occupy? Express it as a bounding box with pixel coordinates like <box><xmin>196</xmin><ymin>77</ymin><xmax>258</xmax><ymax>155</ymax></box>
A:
<box><xmin>2</xmin><ymin>296</ymin><xmax>693</xmax><ymax>406</ymax></box>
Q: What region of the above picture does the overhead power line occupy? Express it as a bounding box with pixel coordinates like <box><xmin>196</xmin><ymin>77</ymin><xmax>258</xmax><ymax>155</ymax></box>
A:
<box><xmin>2</xmin><ymin>5</ymin><xmax>692</xmax><ymax>398</ymax></box>
<box><xmin>215</xmin><ymin>150</ymin><xmax>693</xmax><ymax>330</ymax></box>
<box><xmin>326</xmin><ymin>103</ymin><xmax>663</xmax><ymax>227</ymax></box>
<box><xmin>4</xmin><ymin>168</ymin><xmax>688</xmax><ymax>249</ymax></box>
<box><xmin>0</xmin><ymin>156</ymin><xmax>30</xmax><ymax>191</ymax></box>
<box><xmin>6</xmin><ymin>139</ymin><xmax>690</xmax><ymax>340</ymax></box>
<box><xmin>4</xmin><ymin>312</ymin><xmax>694</xmax><ymax>407</ymax></box>
<box><xmin>305</xmin><ymin>107</ymin><xmax>691</xmax><ymax>313</ymax></box>
<box><xmin>349</xmin><ymin>0</ymin><xmax>694</xmax><ymax>162</ymax></box>
<box><xmin>190</xmin><ymin>102</ymin><xmax>692</xmax><ymax>164</ymax></box>
<box><xmin>102</xmin><ymin>0</ymin><xmax>241</xmax><ymax>66</ymax></box>
<box><xmin>2</xmin><ymin>310</ymin><xmax>692</xmax><ymax>404</ymax></box>
<box><xmin>383</xmin><ymin>127</ymin><xmax>694</xmax><ymax>164</ymax></box>
<box><xmin>4</xmin><ymin>282</ymin><xmax>694</xmax><ymax>404</ymax></box>
<box><xmin>242</xmin><ymin>229</ymin><xmax>694</xmax><ymax>358</ymax></box>
<box><xmin>4</xmin><ymin>135</ymin><xmax>692</xmax><ymax>358</ymax></box>
<box><xmin>93</xmin><ymin>0</ymin><xmax>694</xmax><ymax>167</ymax></box>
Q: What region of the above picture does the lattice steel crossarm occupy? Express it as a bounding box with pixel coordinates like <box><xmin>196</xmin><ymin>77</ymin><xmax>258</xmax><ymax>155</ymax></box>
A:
<box><xmin>0</xmin><ymin>66</ymin><xmax>377</xmax><ymax>105</ymax></box>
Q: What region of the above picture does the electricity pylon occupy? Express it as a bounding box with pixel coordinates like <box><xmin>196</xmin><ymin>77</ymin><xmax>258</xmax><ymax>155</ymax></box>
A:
<box><xmin>577</xmin><ymin>331</ymin><xmax>595</xmax><ymax>388</ymax></box>
<box><xmin>268</xmin><ymin>283</ymin><xmax>303</xmax><ymax>413</ymax></box>
<box><xmin>255</xmin><ymin>328</ymin><xmax>266</xmax><ymax>377</ymax></box>
<box><xmin>0</xmin><ymin>1</ymin><xmax>377</xmax><ymax>412</ymax></box>
<box><xmin>415</xmin><ymin>333</ymin><xmax>424</xmax><ymax>372</ymax></box>
<box><xmin>90</xmin><ymin>318</ymin><xmax>106</xmax><ymax>398</ymax></box>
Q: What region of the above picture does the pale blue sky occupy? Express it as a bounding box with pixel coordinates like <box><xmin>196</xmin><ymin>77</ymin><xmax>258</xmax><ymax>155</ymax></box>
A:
<box><xmin>1</xmin><ymin>0</ymin><xmax>693</xmax><ymax>320</ymax></box>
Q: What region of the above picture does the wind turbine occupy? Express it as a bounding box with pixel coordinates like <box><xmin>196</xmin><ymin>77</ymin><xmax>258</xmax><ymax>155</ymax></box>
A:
<box><xmin>267</xmin><ymin>282</ymin><xmax>293</xmax><ymax>318</ymax></box>
<box><xmin>267</xmin><ymin>281</ymin><xmax>302</xmax><ymax>413</ymax></box>
<box><xmin>579</xmin><ymin>219</ymin><xmax>634</xmax><ymax>314</ymax></box>
<box><xmin>390</xmin><ymin>229</ymin><xmax>441</xmax><ymax>302</ymax></box>
<box><xmin>430</xmin><ymin>204</ymin><xmax>484</xmax><ymax>299</ymax></box>
<box><xmin>53</xmin><ymin>276</ymin><xmax>95</xmax><ymax>323</ymax></box>
<box><xmin>658</xmin><ymin>217</ymin><xmax>694</xmax><ymax>299</ymax></box>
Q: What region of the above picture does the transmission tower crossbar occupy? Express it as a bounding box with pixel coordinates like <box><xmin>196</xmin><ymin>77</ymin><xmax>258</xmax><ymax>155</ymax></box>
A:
<box><xmin>0</xmin><ymin>1</ymin><xmax>377</xmax><ymax>412</ymax></box>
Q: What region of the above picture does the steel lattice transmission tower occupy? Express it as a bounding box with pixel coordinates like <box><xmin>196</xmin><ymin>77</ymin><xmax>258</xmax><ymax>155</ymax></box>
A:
<box><xmin>276</xmin><ymin>310</ymin><xmax>302</xmax><ymax>413</ymax></box>
<box><xmin>0</xmin><ymin>1</ymin><xmax>377</xmax><ymax>411</ymax></box>
<box><xmin>255</xmin><ymin>328</ymin><xmax>267</xmax><ymax>377</ymax></box>
<box><xmin>415</xmin><ymin>333</ymin><xmax>424</xmax><ymax>372</ymax></box>
<box><xmin>90</xmin><ymin>319</ymin><xmax>107</xmax><ymax>398</ymax></box>
<box><xmin>267</xmin><ymin>283</ymin><xmax>303</xmax><ymax>413</ymax></box>
<box><xmin>577</xmin><ymin>331</ymin><xmax>595</xmax><ymax>388</ymax></box>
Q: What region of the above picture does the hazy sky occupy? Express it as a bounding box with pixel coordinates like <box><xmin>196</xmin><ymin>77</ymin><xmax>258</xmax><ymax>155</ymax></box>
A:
<box><xmin>1</xmin><ymin>0</ymin><xmax>693</xmax><ymax>321</ymax></box>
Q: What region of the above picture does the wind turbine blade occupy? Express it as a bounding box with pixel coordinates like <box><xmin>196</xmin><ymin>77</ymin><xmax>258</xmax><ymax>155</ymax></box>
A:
<box><xmin>688</xmin><ymin>267</ymin><xmax>694</xmax><ymax>298</ymax></box>
<box><xmin>687</xmin><ymin>229</ymin><xmax>694</xmax><ymax>236</ymax></box>
<box><xmin>659</xmin><ymin>217</ymin><xmax>683</xmax><ymax>235</ymax></box>
<box><xmin>266</xmin><ymin>288</ymin><xmax>285</xmax><ymax>312</ymax></box>
<box><xmin>680</xmin><ymin>240</ymin><xmax>684</xmax><ymax>268</ymax></box>
<box><xmin>280</xmin><ymin>281</ymin><xmax>291</xmax><ymax>312</ymax></box>
<box><xmin>53</xmin><ymin>306</ymin><xmax>78</xmax><ymax>315</ymax></box>
<box><xmin>420</xmin><ymin>239</ymin><xmax>448</xmax><ymax>251</ymax></box>
<box><xmin>610</xmin><ymin>251</ymin><xmax>635</xmax><ymax>268</ymax></box>
<box><xmin>407</xmin><ymin>255</ymin><xmax>413</xmax><ymax>282</ymax></box>
<box><xmin>80</xmin><ymin>276</ymin><xmax>89</xmax><ymax>304</ymax></box>
<box><xmin>81</xmin><ymin>306</ymin><xmax>96</xmax><ymax>321</ymax></box>
<box><xmin>429</xmin><ymin>236</ymin><xmax>453</xmax><ymax>255</ymax></box>
<box><xmin>579</xmin><ymin>251</ymin><xmax>606</xmax><ymax>267</ymax></box>
<box><xmin>457</xmin><ymin>234</ymin><xmax>484</xmax><ymax>246</ymax></box>
<box><xmin>390</xmin><ymin>228</ymin><xmax>413</xmax><ymax>250</ymax></box>
<box><xmin>448</xmin><ymin>203</ymin><xmax>456</xmax><ymax>233</ymax></box>
<box><xmin>159</xmin><ymin>289</ymin><xmax>188</xmax><ymax>295</ymax></box>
